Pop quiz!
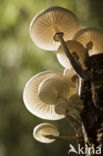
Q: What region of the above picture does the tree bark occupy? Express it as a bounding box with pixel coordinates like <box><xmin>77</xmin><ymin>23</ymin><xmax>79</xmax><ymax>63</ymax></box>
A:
<box><xmin>80</xmin><ymin>54</ymin><xmax>103</xmax><ymax>156</ymax></box>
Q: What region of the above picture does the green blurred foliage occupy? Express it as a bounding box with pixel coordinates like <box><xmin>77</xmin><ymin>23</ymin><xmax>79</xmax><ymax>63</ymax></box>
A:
<box><xmin>0</xmin><ymin>0</ymin><xmax>103</xmax><ymax>156</ymax></box>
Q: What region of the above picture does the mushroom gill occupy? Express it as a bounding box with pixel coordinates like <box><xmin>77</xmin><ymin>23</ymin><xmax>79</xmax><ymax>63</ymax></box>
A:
<box><xmin>57</xmin><ymin>40</ymin><xmax>87</xmax><ymax>69</ymax></box>
<box><xmin>38</xmin><ymin>77</ymin><xmax>70</xmax><ymax>105</ymax></box>
<box><xmin>73</xmin><ymin>27</ymin><xmax>103</xmax><ymax>56</ymax></box>
<box><xmin>23</xmin><ymin>70</ymin><xmax>65</xmax><ymax>120</ymax></box>
<box><xmin>33</xmin><ymin>123</ymin><xmax>59</xmax><ymax>143</ymax></box>
<box><xmin>30</xmin><ymin>6</ymin><xmax>79</xmax><ymax>51</ymax></box>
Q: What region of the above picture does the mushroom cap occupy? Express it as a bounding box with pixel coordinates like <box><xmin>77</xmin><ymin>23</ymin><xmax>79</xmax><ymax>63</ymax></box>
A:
<box><xmin>38</xmin><ymin>77</ymin><xmax>70</xmax><ymax>104</ymax></box>
<box><xmin>57</xmin><ymin>40</ymin><xmax>87</xmax><ymax>69</ymax></box>
<box><xmin>55</xmin><ymin>94</ymin><xmax>82</xmax><ymax>115</ymax></box>
<box><xmin>69</xmin><ymin>94</ymin><xmax>83</xmax><ymax>108</ymax></box>
<box><xmin>73</xmin><ymin>27</ymin><xmax>103</xmax><ymax>56</ymax></box>
<box><xmin>33</xmin><ymin>123</ymin><xmax>59</xmax><ymax>143</ymax></box>
<box><xmin>55</xmin><ymin>101</ymin><xmax>76</xmax><ymax>115</ymax></box>
<box><xmin>30</xmin><ymin>6</ymin><xmax>79</xmax><ymax>51</ymax></box>
<box><xmin>63</xmin><ymin>68</ymin><xmax>79</xmax><ymax>88</ymax></box>
<box><xmin>23</xmin><ymin>70</ymin><xmax>64</xmax><ymax>120</ymax></box>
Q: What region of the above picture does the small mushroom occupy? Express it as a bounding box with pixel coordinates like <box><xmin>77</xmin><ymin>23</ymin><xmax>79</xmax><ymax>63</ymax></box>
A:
<box><xmin>33</xmin><ymin>123</ymin><xmax>81</xmax><ymax>143</ymax></box>
<box><xmin>63</xmin><ymin>68</ymin><xmax>79</xmax><ymax>88</ymax></box>
<box><xmin>73</xmin><ymin>27</ymin><xmax>103</xmax><ymax>56</ymax></box>
<box><xmin>55</xmin><ymin>102</ymin><xmax>82</xmax><ymax>136</ymax></box>
<box><xmin>69</xmin><ymin>94</ymin><xmax>83</xmax><ymax>108</ymax></box>
<box><xmin>23</xmin><ymin>70</ymin><xmax>65</xmax><ymax>120</ymax></box>
<box><xmin>55</xmin><ymin>101</ymin><xmax>69</xmax><ymax>115</ymax></box>
<box><xmin>57</xmin><ymin>40</ymin><xmax>87</xmax><ymax>69</ymax></box>
<box><xmin>38</xmin><ymin>77</ymin><xmax>76</xmax><ymax>105</ymax></box>
<box><xmin>54</xmin><ymin>101</ymin><xmax>80</xmax><ymax>116</ymax></box>
<box><xmin>54</xmin><ymin>32</ymin><xmax>89</xmax><ymax>80</ymax></box>
<box><xmin>30</xmin><ymin>6</ymin><xmax>79</xmax><ymax>51</ymax></box>
<box><xmin>33</xmin><ymin>123</ymin><xmax>59</xmax><ymax>143</ymax></box>
<box><xmin>54</xmin><ymin>93</ymin><xmax>83</xmax><ymax>134</ymax></box>
<box><xmin>69</xmin><ymin>94</ymin><xmax>83</xmax><ymax>118</ymax></box>
<box><xmin>55</xmin><ymin>94</ymin><xmax>82</xmax><ymax>117</ymax></box>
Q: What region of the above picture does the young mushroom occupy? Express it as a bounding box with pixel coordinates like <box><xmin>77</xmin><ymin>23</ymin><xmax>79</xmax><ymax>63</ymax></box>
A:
<box><xmin>55</xmin><ymin>94</ymin><xmax>82</xmax><ymax>117</ymax></box>
<box><xmin>54</xmin><ymin>93</ymin><xmax>83</xmax><ymax>136</ymax></box>
<box><xmin>55</xmin><ymin>102</ymin><xmax>82</xmax><ymax>137</ymax></box>
<box><xmin>38</xmin><ymin>77</ymin><xmax>77</xmax><ymax>105</ymax></box>
<box><xmin>69</xmin><ymin>94</ymin><xmax>83</xmax><ymax>108</ymax></box>
<box><xmin>33</xmin><ymin>123</ymin><xmax>59</xmax><ymax>143</ymax></box>
<box><xmin>33</xmin><ymin>123</ymin><xmax>82</xmax><ymax>143</ymax></box>
<box><xmin>30</xmin><ymin>6</ymin><xmax>79</xmax><ymax>51</ymax></box>
<box><xmin>54</xmin><ymin>101</ymin><xmax>81</xmax><ymax>117</ymax></box>
<box><xmin>63</xmin><ymin>68</ymin><xmax>79</xmax><ymax>89</ymax></box>
<box><xmin>57</xmin><ymin>40</ymin><xmax>87</xmax><ymax>70</ymax></box>
<box><xmin>23</xmin><ymin>70</ymin><xmax>65</xmax><ymax>120</ymax></box>
<box><xmin>63</xmin><ymin>69</ymin><xmax>83</xmax><ymax>98</ymax></box>
<box><xmin>73</xmin><ymin>27</ymin><xmax>103</xmax><ymax>56</ymax></box>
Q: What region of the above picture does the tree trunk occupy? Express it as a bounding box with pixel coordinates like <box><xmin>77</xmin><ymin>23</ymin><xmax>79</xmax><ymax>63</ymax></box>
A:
<box><xmin>80</xmin><ymin>54</ymin><xmax>103</xmax><ymax>156</ymax></box>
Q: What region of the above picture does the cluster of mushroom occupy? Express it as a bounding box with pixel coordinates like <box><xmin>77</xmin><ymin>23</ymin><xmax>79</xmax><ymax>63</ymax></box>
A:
<box><xmin>23</xmin><ymin>6</ymin><xmax>103</xmax><ymax>144</ymax></box>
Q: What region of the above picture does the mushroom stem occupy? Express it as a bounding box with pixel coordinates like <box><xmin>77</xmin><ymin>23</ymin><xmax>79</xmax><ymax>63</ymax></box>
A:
<box><xmin>66</xmin><ymin>113</ymin><xmax>82</xmax><ymax>136</ymax></box>
<box><xmin>57</xmin><ymin>93</ymin><xmax>81</xmax><ymax>112</ymax></box>
<box><xmin>78</xmin><ymin>78</ymin><xmax>82</xmax><ymax>96</ymax></box>
<box><xmin>45</xmin><ymin>135</ymin><xmax>82</xmax><ymax>141</ymax></box>
<box><xmin>84</xmin><ymin>41</ymin><xmax>93</xmax><ymax>59</ymax></box>
<box><xmin>54</xmin><ymin>32</ymin><xmax>89</xmax><ymax>80</ymax></box>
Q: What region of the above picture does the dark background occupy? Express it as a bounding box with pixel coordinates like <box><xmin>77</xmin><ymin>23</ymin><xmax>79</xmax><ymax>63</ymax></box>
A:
<box><xmin>0</xmin><ymin>0</ymin><xmax>103</xmax><ymax>156</ymax></box>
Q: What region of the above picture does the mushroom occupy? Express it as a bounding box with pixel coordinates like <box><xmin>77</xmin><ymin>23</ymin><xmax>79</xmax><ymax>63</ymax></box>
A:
<box><xmin>69</xmin><ymin>94</ymin><xmax>83</xmax><ymax>108</ymax></box>
<box><xmin>54</xmin><ymin>94</ymin><xmax>82</xmax><ymax>118</ymax></box>
<box><xmin>33</xmin><ymin>123</ymin><xmax>59</xmax><ymax>143</ymax></box>
<box><xmin>55</xmin><ymin>101</ymin><xmax>70</xmax><ymax>115</ymax></box>
<box><xmin>38</xmin><ymin>77</ymin><xmax>77</xmax><ymax>105</ymax></box>
<box><xmin>54</xmin><ymin>101</ymin><xmax>80</xmax><ymax>116</ymax></box>
<box><xmin>54</xmin><ymin>32</ymin><xmax>89</xmax><ymax>80</ymax></box>
<box><xmin>63</xmin><ymin>68</ymin><xmax>79</xmax><ymax>89</ymax></box>
<box><xmin>33</xmin><ymin>123</ymin><xmax>82</xmax><ymax>143</ymax></box>
<box><xmin>63</xmin><ymin>69</ymin><xmax>83</xmax><ymax>98</ymax></box>
<box><xmin>30</xmin><ymin>6</ymin><xmax>79</xmax><ymax>51</ymax></box>
<box><xmin>23</xmin><ymin>70</ymin><xmax>65</xmax><ymax>120</ymax></box>
<box><xmin>55</xmin><ymin>101</ymin><xmax>82</xmax><ymax>137</ymax></box>
<box><xmin>57</xmin><ymin>40</ymin><xmax>87</xmax><ymax>69</ymax></box>
<box><xmin>30</xmin><ymin>6</ymin><xmax>88</xmax><ymax>79</ymax></box>
<box><xmin>73</xmin><ymin>27</ymin><xmax>103</xmax><ymax>56</ymax></box>
<box><xmin>55</xmin><ymin>94</ymin><xmax>82</xmax><ymax>112</ymax></box>
<box><xmin>55</xmin><ymin>93</ymin><xmax>83</xmax><ymax>136</ymax></box>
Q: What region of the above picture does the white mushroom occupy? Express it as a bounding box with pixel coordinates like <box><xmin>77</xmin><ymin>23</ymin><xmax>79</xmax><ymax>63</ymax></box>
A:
<box><xmin>54</xmin><ymin>32</ymin><xmax>89</xmax><ymax>80</ymax></box>
<box><xmin>38</xmin><ymin>77</ymin><xmax>75</xmax><ymax>105</ymax></box>
<box><xmin>33</xmin><ymin>123</ymin><xmax>80</xmax><ymax>143</ymax></box>
<box><xmin>63</xmin><ymin>68</ymin><xmax>79</xmax><ymax>88</ymax></box>
<box><xmin>54</xmin><ymin>101</ymin><xmax>78</xmax><ymax>116</ymax></box>
<box><xmin>30</xmin><ymin>6</ymin><xmax>79</xmax><ymax>51</ymax></box>
<box><xmin>23</xmin><ymin>70</ymin><xmax>64</xmax><ymax>120</ymax></box>
<box><xmin>33</xmin><ymin>123</ymin><xmax>59</xmax><ymax>143</ymax></box>
<box><xmin>69</xmin><ymin>94</ymin><xmax>83</xmax><ymax>108</ymax></box>
<box><xmin>57</xmin><ymin>40</ymin><xmax>87</xmax><ymax>69</ymax></box>
<box><xmin>30</xmin><ymin>6</ymin><xmax>88</xmax><ymax>79</ymax></box>
<box><xmin>55</xmin><ymin>94</ymin><xmax>82</xmax><ymax>117</ymax></box>
<box><xmin>55</xmin><ymin>101</ymin><xmax>82</xmax><ymax>136</ymax></box>
<box><xmin>73</xmin><ymin>27</ymin><xmax>103</xmax><ymax>56</ymax></box>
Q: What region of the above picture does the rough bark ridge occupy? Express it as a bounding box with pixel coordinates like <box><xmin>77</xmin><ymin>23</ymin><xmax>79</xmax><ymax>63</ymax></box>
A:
<box><xmin>80</xmin><ymin>54</ymin><xmax>103</xmax><ymax>156</ymax></box>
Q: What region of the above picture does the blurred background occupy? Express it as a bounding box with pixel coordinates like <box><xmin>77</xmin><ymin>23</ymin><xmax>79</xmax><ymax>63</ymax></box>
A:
<box><xmin>0</xmin><ymin>0</ymin><xmax>103</xmax><ymax>156</ymax></box>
